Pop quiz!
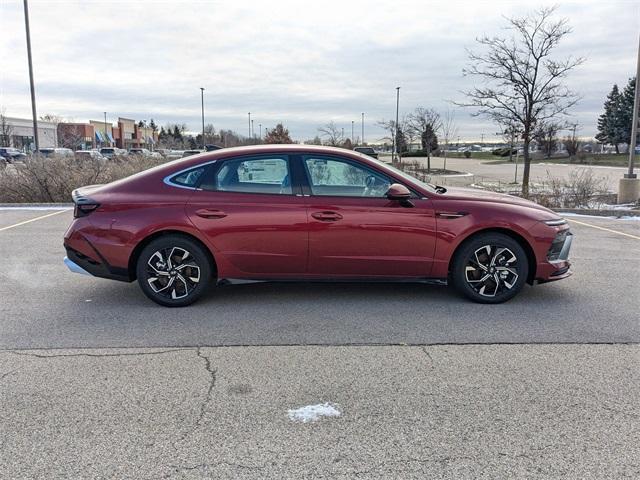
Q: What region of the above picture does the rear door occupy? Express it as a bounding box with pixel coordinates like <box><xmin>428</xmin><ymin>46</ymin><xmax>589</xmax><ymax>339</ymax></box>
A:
<box><xmin>185</xmin><ymin>154</ymin><xmax>308</xmax><ymax>277</ymax></box>
<box><xmin>301</xmin><ymin>154</ymin><xmax>437</xmax><ymax>278</ymax></box>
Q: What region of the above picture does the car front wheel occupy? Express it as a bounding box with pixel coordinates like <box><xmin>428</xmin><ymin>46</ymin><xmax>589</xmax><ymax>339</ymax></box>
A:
<box><xmin>136</xmin><ymin>235</ymin><xmax>212</xmax><ymax>307</ymax></box>
<box><xmin>451</xmin><ymin>233</ymin><xmax>529</xmax><ymax>304</ymax></box>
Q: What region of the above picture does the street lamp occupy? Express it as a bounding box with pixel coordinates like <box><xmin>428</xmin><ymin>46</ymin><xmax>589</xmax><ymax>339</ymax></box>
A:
<box><xmin>248</xmin><ymin>112</ymin><xmax>251</xmax><ymax>140</ymax></box>
<box><xmin>361</xmin><ymin>112</ymin><xmax>365</xmax><ymax>146</ymax></box>
<box><xmin>23</xmin><ymin>0</ymin><xmax>39</xmax><ymax>152</ymax></box>
<box><xmin>200</xmin><ymin>87</ymin><xmax>205</xmax><ymax>150</ymax></box>
<box><xmin>393</xmin><ymin>87</ymin><xmax>400</xmax><ymax>162</ymax></box>
<box><xmin>351</xmin><ymin>120</ymin><xmax>354</xmax><ymax>145</ymax></box>
<box><xmin>104</xmin><ymin>112</ymin><xmax>108</xmax><ymax>147</ymax></box>
<box><xmin>259</xmin><ymin>123</ymin><xmax>262</xmax><ymax>140</ymax></box>
<box><xmin>619</xmin><ymin>34</ymin><xmax>640</xmax><ymax>203</ymax></box>
<box><xmin>251</xmin><ymin>119</ymin><xmax>254</xmax><ymax>140</ymax></box>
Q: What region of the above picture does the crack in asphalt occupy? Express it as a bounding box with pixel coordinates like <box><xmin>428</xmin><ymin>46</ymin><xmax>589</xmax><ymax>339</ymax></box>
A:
<box><xmin>6</xmin><ymin>348</ymin><xmax>191</xmax><ymax>359</ymax></box>
<box><xmin>162</xmin><ymin>460</ymin><xmax>264</xmax><ymax>479</ymax></box>
<box><xmin>0</xmin><ymin>368</ymin><xmax>19</xmax><ymax>382</ymax></box>
<box><xmin>421</xmin><ymin>345</ymin><xmax>435</xmax><ymax>368</ymax></box>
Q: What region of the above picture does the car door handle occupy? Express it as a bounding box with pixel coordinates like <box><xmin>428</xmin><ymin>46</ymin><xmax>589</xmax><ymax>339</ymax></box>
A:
<box><xmin>195</xmin><ymin>208</ymin><xmax>227</xmax><ymax>219</ymax></box>
<box><xmin>312</xmin><ymin>211</ymin><xmax>343</xmax><ymax>221</ymax></box>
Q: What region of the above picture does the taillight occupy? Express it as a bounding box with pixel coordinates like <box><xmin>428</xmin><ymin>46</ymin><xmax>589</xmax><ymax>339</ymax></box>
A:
<box><xmin>74</xmin><ymin>203</ymin><xmax>100</xmax><ymax>218</ymax></box>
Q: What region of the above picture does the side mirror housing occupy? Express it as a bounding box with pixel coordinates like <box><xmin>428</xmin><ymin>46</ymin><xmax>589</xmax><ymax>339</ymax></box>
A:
<box><xmin>386</xmin><ymin>183</ymin><xmax>411</xmax><ymax>200</ymax></box>
<box><xmin>385</xmin><ymin>183</ymin><xmax>414</xmax><ymax>207</ymax></box>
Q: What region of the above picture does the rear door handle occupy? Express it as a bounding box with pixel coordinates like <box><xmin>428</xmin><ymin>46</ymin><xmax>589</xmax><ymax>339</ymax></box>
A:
<box><xmin>195</xmin><ymin>208</ymin><xmax>227</xmax><ymax>219</ymax></box>
<box><xmin>311</xmin><ymin>211</ymin><xmax>343</xmax><ymax>222</ymax></box>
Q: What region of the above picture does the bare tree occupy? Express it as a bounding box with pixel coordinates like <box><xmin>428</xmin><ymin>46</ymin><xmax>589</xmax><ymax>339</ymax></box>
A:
<box><xmin>563</xmin><ymin>123</ymin><xmax>580</xmax><ymax>158</ymax></box>
<box><xmin>377</xmin><ymin>118</ymin><xmax>409</xmax><ymax>163</ymax></box>
<box><xmin>533</xmin><ymin>121</ymin><xmax>563</xmax><ymax>158</ymax></box>
<box><xmin>458</xmin><ymin>6</ymin><xmax>584</xmax><ymax>196</ymax></box>
<box><xmin>440</xmin><ymin>110</ymin><xmax>459</xmax><ymax>171</ymax></box>
<box><xmin>0</xmin><ymin>109</ymin><xmax>13</xmax><ymax>147</ymax></box>
<box><xmin>318</xmin><ymin>121</ymin><xmax>343</xmax><ymax>146</ymax></box>
<box><xmin>407</xmin><ymin>108</ymin><xmax>442</xmax><ymax>171</ymax></box>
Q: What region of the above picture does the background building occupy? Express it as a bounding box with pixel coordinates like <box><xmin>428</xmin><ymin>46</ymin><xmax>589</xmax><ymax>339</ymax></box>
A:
<box><xmin>0</xmin><ymin>117</ymin><xmax>57</xmax><ymax>151</ymax></box>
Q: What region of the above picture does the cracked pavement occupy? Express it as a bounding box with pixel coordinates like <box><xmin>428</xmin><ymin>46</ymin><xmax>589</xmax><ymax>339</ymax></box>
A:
<box><xmin>1</xmin><ymin>345</ymin><xmax>639</xmax><ymax>479</ymax></box>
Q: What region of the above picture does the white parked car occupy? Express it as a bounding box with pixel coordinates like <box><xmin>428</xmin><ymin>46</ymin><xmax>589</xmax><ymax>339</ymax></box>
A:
<box><xmin>100</xmin><ymin>147</ymin><xmax>127</xmax><ymax>159</ymax></box>
<box><xmin>128</xmin><ymin>148</ymin><xmax>151</xmax><ymax>156</ymax></box>
<box><xmin>38</xmin><ymin>147</ymin><xmax>74</xmax><ymax>158</ymax></box>
<box><xmin>75</xmin><ymin>150</ymin><xmax>106</xmax><ymax>161</ymax></box>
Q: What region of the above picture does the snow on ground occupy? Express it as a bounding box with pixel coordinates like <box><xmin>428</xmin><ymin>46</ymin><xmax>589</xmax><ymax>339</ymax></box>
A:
<box><xmin>287</xmin><ymin>403</ymin><xmax>341</xmax><ymax>423</ymax></box>
<box><xmin>559</xmin><ymin>212</ymin><xmax>640</xmax><ymax>221</ymax></box>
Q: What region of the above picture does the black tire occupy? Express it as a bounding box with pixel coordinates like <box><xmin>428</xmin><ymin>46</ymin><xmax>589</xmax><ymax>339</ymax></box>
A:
<box><xmin>451</xmin><ymin>233</ymin><xmax>529</xmax><ymax>304</ymax></box>
<box><xmin>136</xmin><ymin>235</ymin><xmax>213</xmax><ymax>307</ymax></box>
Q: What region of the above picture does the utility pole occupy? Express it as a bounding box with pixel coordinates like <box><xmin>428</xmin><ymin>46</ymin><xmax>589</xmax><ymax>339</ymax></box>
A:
<box><xmin>361</xmin><ymin>112</ymin><xmax>364</xmax><ymax>146</ymax></box>
<box><xmin>248</xmin><ymin>112</ymin><xmax>251</xmax><ymax>140</ymax></box>
<box><xmin>251</xmin><ymin>119</ymin><xmax>254</xmax><ymax>140</ymax></box>
<box><xmin>104</xmin><ymin>112</ymin><xmax>108</xmax><ymax>147</ymax></box>
<box><xmin>351</xmin><ymin>120</ymin><xmax>354</xmax><ymax>145</ymax></box>
<box><xmin>23</xmin><ymin>0</ymin><xmax>39</xmax><ymax>153</ymax></box>
<box><xmin>618</xmin><ymin>34</ymin><xmax>640</xmax><ymax>203</ymax></box>
<box><xmin>393</xmin><ymin>87</ymin><xmax>400</xmax><ymax>162</ymax></box>
<box><xmin>200</xmin><ymin>87</ymin><xmax>205</xmax><ymax>150</ymax></box>
<box><xmin>259</xmin><ymin>123</ymin><xmax>262</xmax><ymax>140</ymax></box>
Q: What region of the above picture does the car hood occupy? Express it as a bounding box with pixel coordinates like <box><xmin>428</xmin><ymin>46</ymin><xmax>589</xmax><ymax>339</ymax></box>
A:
<box><xmin>439</xmin><ymin>186</ymin><xmax>554</xmax><ymax>214</ymax></box>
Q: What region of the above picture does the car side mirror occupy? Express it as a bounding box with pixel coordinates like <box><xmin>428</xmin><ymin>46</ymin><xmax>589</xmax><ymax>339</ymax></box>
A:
<box><xmin>385</xmin><ymin>183</ymin><xmax>413</xmax><ymax>207</ymax></box>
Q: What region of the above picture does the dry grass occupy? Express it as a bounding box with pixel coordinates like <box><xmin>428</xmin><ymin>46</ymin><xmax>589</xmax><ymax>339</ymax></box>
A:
<box><xmin>0</xmin><ymin>155</ymin><xmax>167</xmax><ymax>203</ymax></box>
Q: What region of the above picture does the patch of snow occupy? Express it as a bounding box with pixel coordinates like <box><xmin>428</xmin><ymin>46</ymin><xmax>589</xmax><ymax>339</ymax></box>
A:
<box><xmin>559</xmin><ymin>212</ymin><xmax>640</xmax><ymax>220</ymax></box>
<box><xmin>287</xmin><ymin>402</ymin><xmax>341</xmax><ymax>423</ymax></box>
<box><xmin>0</xmin><ymin>206</ymin><xmax>71</xmax><ymax>211</ymax></box>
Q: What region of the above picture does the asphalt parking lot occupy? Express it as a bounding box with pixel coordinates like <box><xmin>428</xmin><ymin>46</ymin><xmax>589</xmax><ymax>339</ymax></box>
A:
<box><xmin>1</xmin><ymin>207</ymin><xmax>639</xmax><ymax>479</ymax></box>
<box><xmin>0</xmin><ymin>208</ymin><xmax>638</xmax><ymax>349</ymax></box>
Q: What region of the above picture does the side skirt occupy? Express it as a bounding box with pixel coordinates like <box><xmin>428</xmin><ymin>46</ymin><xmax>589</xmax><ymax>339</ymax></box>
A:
<box><xmin>218</xmin><ymin>277</ymin><xmax>448</xmax><ymax>286</ymax></box>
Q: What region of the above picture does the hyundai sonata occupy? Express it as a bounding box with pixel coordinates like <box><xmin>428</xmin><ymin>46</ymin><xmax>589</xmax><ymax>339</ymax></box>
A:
<box><xmin>64</xmin><ymin>145</ymin><xmax>572</xmax><ymax>306</ymax></box>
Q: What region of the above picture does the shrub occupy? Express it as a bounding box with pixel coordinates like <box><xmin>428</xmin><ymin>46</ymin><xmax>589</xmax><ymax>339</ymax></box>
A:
<box><xmin>463</xmin><ymin>151</ymin><xmax>471</xmax><ymax>158</ymax></box>
<box><xmin>0</xmin><ymin>154</ymin><xmax>167</xmax><ymax>203</ymax></box>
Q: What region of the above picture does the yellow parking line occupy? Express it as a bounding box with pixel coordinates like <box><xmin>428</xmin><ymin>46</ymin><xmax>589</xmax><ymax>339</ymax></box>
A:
<box><xmin>567</xmin><ymin>218</ymin><xmax>640</xmax><ymax>240</ymax></box>
<box><xmin>0</xmin><ymin>209</ymin><xmax>71</xmax><ymax>232</ymax></box>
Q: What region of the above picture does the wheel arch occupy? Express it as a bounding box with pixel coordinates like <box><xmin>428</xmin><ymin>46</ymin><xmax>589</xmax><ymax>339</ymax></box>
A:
<box><xmin>128</xmin><ymin>229</ymin><xmax>218</xmax><ymax>281</ymax></box>
<box><xmin>448</xmin><ymin>227</ymin><xmax>537</xmax><ymax>284</ymax></box>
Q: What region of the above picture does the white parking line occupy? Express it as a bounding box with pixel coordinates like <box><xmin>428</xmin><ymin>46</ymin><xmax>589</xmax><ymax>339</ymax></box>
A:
<box><xmin>0</xmin><ymin>209</ymin><xmax>70</xmax><ymax>232</ymax></box>
<box><xmin>567</xmin><ymin>218</ymin><xmax>640</xmax><ymax>241</ymax></box>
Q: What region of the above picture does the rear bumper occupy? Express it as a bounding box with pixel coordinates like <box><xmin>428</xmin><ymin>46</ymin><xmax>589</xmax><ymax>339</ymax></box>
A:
<box><xmin>64</xmin><ymin>244</ymin><xmax>131</xmax><ymax>282</ymax></box>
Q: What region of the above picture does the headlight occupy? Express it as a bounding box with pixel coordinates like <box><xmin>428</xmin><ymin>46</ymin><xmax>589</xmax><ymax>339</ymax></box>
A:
<box><xmin>543</xmin><ymin>218</ymin><xmax>567</xmax><ymax>226</ymax></box>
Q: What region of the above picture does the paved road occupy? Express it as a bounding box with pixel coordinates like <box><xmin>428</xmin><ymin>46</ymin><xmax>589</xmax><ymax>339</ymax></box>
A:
<box><xmin>0</xmin><ymin>209</ymin><xmax>638</xmax><ymax>349</ymax></box>
<box><xmin>396</xmin><ymin>155</ymin><xmax>628</xmax><ymax>192</ymax></box>
<box><xmin>1</xmin><ymin>345</ymin><xmax>638</xmax><ymax>479</ymax></box>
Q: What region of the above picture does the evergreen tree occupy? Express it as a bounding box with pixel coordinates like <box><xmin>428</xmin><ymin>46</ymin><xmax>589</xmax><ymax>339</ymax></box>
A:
<box><xmin>619</xmin><ymin>77</ymin><xmax>636</xmax><ymax>147</ymax></box>
<box><xmin>264</xmin><ymin>123</ymin><xmax>293</xmax><ymax>144</ymax></box>
<box><xmin>596</xmin><ymin>84</ymin><xmax>626</xmax><ymax>153</ymax></box>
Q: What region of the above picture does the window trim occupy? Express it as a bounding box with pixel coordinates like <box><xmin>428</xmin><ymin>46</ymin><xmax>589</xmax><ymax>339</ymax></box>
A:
<box><xmin>163</xmin><ymin>160</ymin><xmax>218</xmax><ymax>190</ymax></box>
<box><xmin>299</xmin><ymin>153</ymin><xmax>418</xmax><ymax>199</ymax></box>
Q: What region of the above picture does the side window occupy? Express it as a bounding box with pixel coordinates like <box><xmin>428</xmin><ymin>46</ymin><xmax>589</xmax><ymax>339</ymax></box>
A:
<box><xmin>214</xmin><ymin>156</ymin><xmax>291</xmax><ymax>194</ymax></box>
<box><xmin>170</xmin><ymin>166</ymin><xmax>206</xmax><ymax>187</ymax></box>
<box><xmin>303</xmin><ymin>156</ymin><xmax>391</xmax><ymax>197</ymax></box>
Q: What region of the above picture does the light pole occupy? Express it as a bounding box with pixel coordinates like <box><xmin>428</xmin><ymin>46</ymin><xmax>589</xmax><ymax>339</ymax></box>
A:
<box><xmin>259</xmin><ymin>123</ymin><xmax>262</xmax><ymax>140</ymax></box>
<box><xmin>351</xmin><ymin>120</ymin><xmax>354</xmax><ymax>146</ymax></box>
<box><xmin>393</xmin><ymin>87</ymin><xmax>400</xmax><ymax>162</ymax></box>
<box><xmin>361</xmin><ymin>112</ymin><xmax>364</xmax><ymax>146</ymax></box>
<box><xmin>617</xmin><ymin>34</ymin><xmax>640</xmax><ymax>203</ymax></box>
<box><xmin>23</xmin><ymin>0</ymin><xmax>39</xmax><ymax>153</ymax></box>
<box><xmin>248</xmin><ymin>112</ymin><xmax>251</xmax><ymax>140</ymax></box>
<box><xmin>104</xmin><ymin>112</ymin><xmax>108</xmax><ymax>147</ymax></box>
<box><xmin>251</xmin><ymin>119</ymin><xmax>254</xmax><ymax>140</ymax></box>
<box><xmin>200</xmin><ymin>87</ymin><xmax>205</xmax><ymax>150</ymax></box>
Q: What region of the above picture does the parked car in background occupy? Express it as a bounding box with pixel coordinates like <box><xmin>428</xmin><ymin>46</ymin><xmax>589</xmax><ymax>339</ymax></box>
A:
<box><xmin>354</xmin><ymin>146</ymin><xmax>378</xmax><ymax>159</ymax></box>
<box><xmin>129</xmin><ymin>148</ymin><xmax>152</xmax><ymax>156</ymax></box>
<box><xmin>182</xmin><ymin>149</ymin><xmax>204</xmax><ymax>157</ymax></box>
<box><xmin>0</xmin><ymin>147</ymin><xmax>27</xmax><ymax>163</ymax></box>
<box><xmin>157</xmin><ymin>149</ymin><xmax>184</xmax><ymax>160</ymax></box>
<box><xmin>64</xmin><ymin>144</ymin><xmax>572</xmax><ymax>307</ymax></box>
<box><xmin>75</xmin><ymin>150</ymin><xmax>106</xmax><ymax>161</ymax></box>
<box><xmin>100</xmin><ymin>147</ymin><xmax>127</xmax><ymax>159</ymax></box>
<box><xmin>38</xmin><ymin>147</ymin><xmax>74</xmax><ymax>158</ymax></box>
<box><xmin>205</xmin><ymin>144</ymin><xmax>223</xmax><ymax>152</ymax></box>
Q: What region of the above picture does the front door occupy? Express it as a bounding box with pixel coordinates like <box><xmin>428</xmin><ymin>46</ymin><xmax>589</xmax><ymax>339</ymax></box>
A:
<box><xmin>301</xmin><ymin>154</ymin><xmax>437</xmax><ymax>278</ymax></box>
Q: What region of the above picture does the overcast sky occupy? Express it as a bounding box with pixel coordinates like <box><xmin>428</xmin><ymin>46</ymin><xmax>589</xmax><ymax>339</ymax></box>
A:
<box><xmin>1</xmin><ymin>0</ymin><xmax>638</xmax><ymax>142</ymax></box>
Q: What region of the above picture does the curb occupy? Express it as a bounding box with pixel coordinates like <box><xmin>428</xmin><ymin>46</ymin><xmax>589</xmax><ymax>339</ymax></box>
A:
<box><xmin>552</xmin><ymin>208</ymin><xmax>640</xmax><ymax>217</ymax></box>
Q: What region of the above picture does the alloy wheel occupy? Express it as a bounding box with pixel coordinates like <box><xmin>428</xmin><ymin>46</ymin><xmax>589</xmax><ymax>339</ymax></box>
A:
<box><xmin>464</xmin><ymin>245</ymin><xmax>519</xmax><ymax>298</ymax></box>
<box><xmin>145</xmin><ymin>247</ymin><xmax>201</xmax><ymax>300</ymax></box>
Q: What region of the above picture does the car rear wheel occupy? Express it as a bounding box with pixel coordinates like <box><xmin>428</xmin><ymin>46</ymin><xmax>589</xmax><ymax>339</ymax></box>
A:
<box><xmin>451</xmin><ymin>233</ymin><xmax>529</xmax><ymax>304</ymax></box>
<box><xmin>136</xmin><ymin>235</ymin><xmax>212</xmax><ymax>307</ymax></box>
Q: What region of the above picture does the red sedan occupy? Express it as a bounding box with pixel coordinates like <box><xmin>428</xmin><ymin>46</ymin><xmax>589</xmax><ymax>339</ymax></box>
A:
<box><xmin>64</xmin><ymin>145</ymin><xmax>572</xmax><ymax>306</ymax></box>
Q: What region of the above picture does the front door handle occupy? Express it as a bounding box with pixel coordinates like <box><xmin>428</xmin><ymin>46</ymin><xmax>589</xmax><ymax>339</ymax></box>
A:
<box><xmin>311</xmin><ymin>211</ymin><xmax>343</xmax><ymax>222</ymax></box>
<box><xmin>195</xmin><ymin>208</ymin><xmax>227</xmax><ymax>219</ymax></box>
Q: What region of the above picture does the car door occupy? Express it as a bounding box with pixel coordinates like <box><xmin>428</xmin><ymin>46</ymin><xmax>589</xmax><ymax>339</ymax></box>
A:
<box><xmin>185</xmin><ymin>154</ymin><xmax>308</xmax><ymax>277</ymax></box>
<box><xmin>301</xmin><ymin>154</ymin><xmax>437</xmax><ymax>278</ymax></box>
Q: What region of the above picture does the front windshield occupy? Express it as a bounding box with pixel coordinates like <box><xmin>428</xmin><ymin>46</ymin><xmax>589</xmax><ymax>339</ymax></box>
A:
<box><xmin>372</xmin><ymin>159</ymin><xmax>438</xmax><ymax>193</ymax></box>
